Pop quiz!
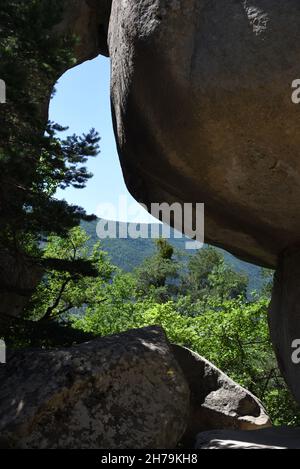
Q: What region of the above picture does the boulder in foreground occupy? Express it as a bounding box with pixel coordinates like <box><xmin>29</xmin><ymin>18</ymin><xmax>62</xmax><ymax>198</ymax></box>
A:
<box><xmin>172</xmin><ymin>345</ymin><xmax>271</xmax><ymax>445</ymax></box>
<box><xmin>0</xmin><ymin>327</ymin><xmax>189</xmax><ymax>449</ymax></box>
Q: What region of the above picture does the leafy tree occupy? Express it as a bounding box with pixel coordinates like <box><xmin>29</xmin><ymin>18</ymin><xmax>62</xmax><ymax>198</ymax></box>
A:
<box><xmin>134</xmin><ymin>239</ymin><xmax>179</xmax><ymax>302</ymax></box>
<box><xmin>1</xmin><ymin>123</ymin><xmax>100</xmax><ymax>253</ymax></box>
<box><xmin>188</xmin><ymin>247</ymin><xmax>223</xmax><ymax>286</ymax></box>
<box><xmin>74</xmin><ymin>271</ymin><xmax>140</xmax><ymax>336</ymax></box>
<box><xmin>27</xmin><ymin>227</ymin><xmax>114</xmax><ymax>322</ymax></box>
<box><xmin>183</xmin><ymin>246</ymin><xmax>248</xmax><ymax>301</ymax></box>
<box><xmin>207</xmin><ymin>261</ymin><xmax>248</xmax><ymax>301</ymax></box>
<box><xmin>260</xmin><ymin>268</ymin><xmax>274</xmax><ymax>297</ymax></box>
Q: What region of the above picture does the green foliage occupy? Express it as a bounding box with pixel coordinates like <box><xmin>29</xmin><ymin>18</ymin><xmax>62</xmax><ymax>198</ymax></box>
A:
<box><xmin>5</xmin><ymin>2</ymin><xmax>296</xmax><ymax>431</ymax></box>
<box><xmin>12</xmin><ymin>222</ymin><xmax>299</xmax><ymax>427</ymax></box>
<box><xmin>27</xmin><ymin>227</ymin><xmax>114</xmax><ymax>321</ymax></box>
<box><xmin>73</xmin><ymin>292</ymin><xmax>300</xmax><ymax>426</ymax></box>
<box><xmin>134</xmin><ymin>239</ymin><xmax>180</xmax><ymax>302</ymax></box>
<box><xmin>182</xmin><ymin>246</ymin><xmax>248</xmax><ymax>301</ymax></box>
<box><xmin>260</xmin><ymin>268</ymin><xmax>274</xmax><ymax>297</ymax></box>
<box><xmin>0</xmin><ymin>0</ymin><xmax>100</xmax><ymax>257</ymax></box>
<box><xmin>156</xmin><ymin>238</ymin><xmax>174</xmax><ymax>260</ymax></box>
<box><xmin>74</xmin><ymin>271</ymin><xmax>139</xmax><ymax>336</ymax></box>
<box><xmin>69</xmin><ymin>235</ymin><xmax>299</xmax><ymax>427</ymax></box>
<box><xmin>82</xmin><ymin>219</ymin><xmax>267</xmax><ymax>294</ymax></box>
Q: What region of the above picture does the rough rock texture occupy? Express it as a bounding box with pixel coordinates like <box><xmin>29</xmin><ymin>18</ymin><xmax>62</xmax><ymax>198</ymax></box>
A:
<box><xmin>108</xmin><ymin>0</ymin><xmax>300</xmax><ymax>269</ymax></box>
<box><xmin>195</xmin><ymin>427</ymin><xmax>300</xmax><ymax>449</ymax></box>
<box><xmin>0</xmin><ymin>327</ymin><xmax>189</xmax><ymax>449</ymax></box>
<box><xmin>269</xmin><ymin>247</ymin><xmax>300</xmax><ymax>404</ymax></box>
<box><xmin>172</xmin><ymin>345</ymin><xmax>271</xmax><ymax>445</ymax></box>
<box><xmin>54</xmin><ymin>0</ymin><xmax>112</xmax><ymax>61</ymax></box>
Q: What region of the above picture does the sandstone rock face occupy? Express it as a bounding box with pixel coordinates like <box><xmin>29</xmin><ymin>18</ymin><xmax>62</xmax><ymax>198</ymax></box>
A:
<box><xmin>172</xmin><ymin>345</ymin><xmax>271</xmax><ymax>445</ymax></box>
<box><xmin>195</xmin><ymin>427</ymin><xmax>300</xmax><ymax>450</ymax></box>
<box><xmin>0</xmin><ymin>327</ymin><xmax>189</xmax><ymax>449</ymax></box>
<box><xmin>108</xmin><ymin>0</ymin><xmax>300</xmax><ymax>268</ymax></box>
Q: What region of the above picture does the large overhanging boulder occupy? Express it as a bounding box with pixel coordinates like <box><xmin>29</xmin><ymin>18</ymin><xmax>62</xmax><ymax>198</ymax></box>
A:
<box><xmin>107</xmin><ymin>1</ymin><xmax>300</xmax><ymax>405</ymax></box>
<box><xmin>108</xmin><ymin>0</ymin><xmax>300</xmax><ymax>269</ymax></box>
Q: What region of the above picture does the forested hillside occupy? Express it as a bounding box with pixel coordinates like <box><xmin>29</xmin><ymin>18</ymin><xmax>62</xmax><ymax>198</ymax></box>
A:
<box><xmin>82</xmin><ymin>219</ymin><xmax>266</xmax><ymax>293</ymax></box>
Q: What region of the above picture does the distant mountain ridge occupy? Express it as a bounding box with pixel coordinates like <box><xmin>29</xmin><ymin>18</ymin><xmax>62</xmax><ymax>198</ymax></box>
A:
<box><xmin>82</xmin><ymin>219</ymin><xmax>265</xmax><ymax>293</ymax></box>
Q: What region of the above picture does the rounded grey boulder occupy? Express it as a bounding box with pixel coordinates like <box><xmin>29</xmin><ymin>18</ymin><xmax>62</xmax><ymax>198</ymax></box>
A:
<box><xmin>0</xmin><ymin>327</ymin><xmax>189</xmax><ymax>449</ymax></box>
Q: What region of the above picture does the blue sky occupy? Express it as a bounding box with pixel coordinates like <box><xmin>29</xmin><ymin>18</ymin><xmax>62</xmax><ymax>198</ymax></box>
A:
<box><xmin>50</xmin><ymin>55</ymin><xmax>159</xmax><ymax>224</ymax></box>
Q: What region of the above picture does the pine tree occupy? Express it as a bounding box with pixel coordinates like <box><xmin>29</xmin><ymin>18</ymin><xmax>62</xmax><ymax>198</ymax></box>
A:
<box><xmin>135</xmin><ymin>239</ymin><xmax>179</xmax><ymax>302</ymax></box>
<box><xmin>0</xmin><ymin>1</ymin><xmax>101</xmax><ymax>319</ymax></box>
